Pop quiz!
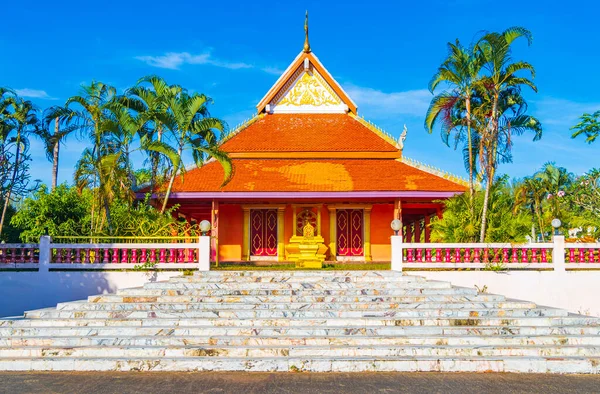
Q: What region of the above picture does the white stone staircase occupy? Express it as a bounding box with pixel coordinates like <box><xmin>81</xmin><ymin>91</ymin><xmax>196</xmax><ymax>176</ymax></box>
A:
<box><xmin>0</xmin><ymin>270</ymin><xmax>599</xmax><ymax>373</ymax></box>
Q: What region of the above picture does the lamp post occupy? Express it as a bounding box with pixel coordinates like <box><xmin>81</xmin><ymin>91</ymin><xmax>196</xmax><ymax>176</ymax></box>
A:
<box><xmin>391</xmin><ymin>219</ymin><xmax>402</xmax><ymax>236</ymax></box>
<box><xmin>390</xmin><ymin>219</ymin><xmax>403</xmax><ymax>272</ymax></box>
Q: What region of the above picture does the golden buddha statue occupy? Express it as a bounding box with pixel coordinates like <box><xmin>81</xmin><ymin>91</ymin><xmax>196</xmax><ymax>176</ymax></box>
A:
<box><xmin>286</xmin><ymin>210</ymin><xmax>327</xmax><ymax>269</ymax></box>
<box><xmin>303</xmin><ymin>220</ymin><xmax>315</xmax><ymax>238</ymax></box>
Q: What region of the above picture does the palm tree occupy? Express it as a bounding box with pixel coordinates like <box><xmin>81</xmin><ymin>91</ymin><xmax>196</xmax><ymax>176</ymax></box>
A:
<box><xmin>49</xmin><ymin>81</ymin><xmax>119</xmax><ymax>230</ymax></box>
<box><xmin>475</xmin><ymin>27</ymin><xmax>538</xmax><ymax>242</ymax></box>
<box><xmin>154</xmin><ymin>90</ymin><xmax>232</xmax><ymax>213</ymax></box>
<box><xmin>535</xmin><ymin>162</ymin><xmax>573</xmax><ymax>221</ymax></box>
<box><xmin>121</xmin><ymin>75</ymin><xmax>181</xmax><ymax>196</ymax></box>
<box><xmin>426</xmin><ymin>40</ymin><xmax>483</xmax><ymax>205</ymax></box>
<box><xmin>571</xmin><ymin>110</ymin><xmax>600</xmax><ymax>144</ymax></box>
<box><xmin>37</xmin><ymin>113</ymin><xmax>79</xmax><ymax>190</ymax></box>
<box><xmin>0</xmin><ymin>96</ymin><xmax>40</xmax><ymax>237</ymax></box>
<box><xmin>515</xmin><ymin>176</ymin><xmax>547</xmax><ymax>241</ymax></box>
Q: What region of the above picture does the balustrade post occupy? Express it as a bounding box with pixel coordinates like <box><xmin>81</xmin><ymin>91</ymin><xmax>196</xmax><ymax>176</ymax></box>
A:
<box><xmin>198</xmin><ymin>235</ymin><xmax>211</xmax><ymax>271</ymax></box>
<box><xmin>552</xmin><ymin>235</ymin><xmax>565</xmax><ymax>272</ymax></box>
<box><xmin>38</xmin><ymin>236</ymin><xmax>52</xmax><ymax>274</ymax></box>
<box><xmin>391</xmin><ymin>235</ymin><xmax>403</xmax><ymax>272</ymax></box>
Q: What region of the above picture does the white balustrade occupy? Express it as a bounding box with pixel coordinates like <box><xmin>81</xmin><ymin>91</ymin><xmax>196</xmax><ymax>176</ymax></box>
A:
<box><xmin>393</xmin><ymin>235</ymin><xmax>600</xmax><ymax>272</ymax></box>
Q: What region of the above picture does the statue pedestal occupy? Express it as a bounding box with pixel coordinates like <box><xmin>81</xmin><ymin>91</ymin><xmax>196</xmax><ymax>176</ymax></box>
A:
<box><xmin>286</xmin><ymin>235</ymin><xmax>328</xmax><ymax>269</ymax></box>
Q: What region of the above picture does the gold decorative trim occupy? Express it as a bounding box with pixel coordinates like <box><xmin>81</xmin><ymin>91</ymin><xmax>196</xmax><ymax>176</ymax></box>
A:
<box><xmin>349</xmin><ymin>113</ymin><xmax>398</xmax><ymax>148</ymax></box>
<box><xmin>228</xmin><ymin>151</ymin><xmax>401</xmax><ymax>159</ymax></box>
<box><xmin>400</xmin><ymin>156</ymin><xmax>471</xmax><ymax>188</ymax></box>
<box><xmin>220</xmin><ymin>113</ymin><xmax>264</xmax><ymax>145</ymax></box>
<box><xmin>276</xmin><ymin>68</ymin><xmax>341</xmax><ymax>107</ymax></box>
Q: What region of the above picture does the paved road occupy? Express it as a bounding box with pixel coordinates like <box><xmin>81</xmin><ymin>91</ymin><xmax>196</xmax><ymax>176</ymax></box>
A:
<box><xmin>0</xmin><ymin>372</ymin><xmax>599</xmax><ymax>394</ymax></box>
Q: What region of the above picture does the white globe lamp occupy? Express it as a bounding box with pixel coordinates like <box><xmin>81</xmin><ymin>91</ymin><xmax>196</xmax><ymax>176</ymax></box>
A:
<box><xmin>390</xmin><ymin>219</ymin><xmax>402</xmax><ymax>236</ymax></box>
<box><xmin>199</xmin><ymin>220</ymin><xmax>211</xmax><ymax>235</ymax></box>
<box><xmin>551</xmin><ymin>218</ymin><xmax>561</xmax><ymax>236</ymax></box>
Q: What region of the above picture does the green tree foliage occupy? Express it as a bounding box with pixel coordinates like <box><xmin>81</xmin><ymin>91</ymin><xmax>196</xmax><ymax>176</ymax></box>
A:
<box><xmin>11</xmin><ymin>185</ymin><xmax>202</xmax><ymax>242</ymax></box>
<box><xmin>10</xmin><ymin>185</ymin><xmax>93</xmax><ymax>242</ymax></box>
<box><xmin>430</xmin><ymin>176</ymin><xmax>531</xmax><ymax>243</ymax></box>
<box><xmin>0</xmin><ymin>91</ymin><xmax>41</xmax><ymax>238</ymax></box>
<box><xmin>563</xmin><ymin>169</ymin><xmax>600</xmax><ymax>239</ymax></box>
<box><xmin>426</xmin><ymin>27</ymin><xmax>541</xmax><ymax>242</ymax></box>
<box><xmin>571</xmin><ymin>110</ymin><xmax>600</xmax><ymax>144</ymax></box>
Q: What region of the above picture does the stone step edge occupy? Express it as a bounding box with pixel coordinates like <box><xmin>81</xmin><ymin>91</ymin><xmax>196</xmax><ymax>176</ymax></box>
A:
<box><xmin>3</xmin><ymin>344</ymin><xmax>600</xmax><ymax>350</ymax></box>
<box><xmin>12</xmin><ymin>314</ymin><xmax>579</xmax><ymax>323</ymax></box>
<box><xmin>1</xmin><ymin>355</ymin><xmax>598</xmax><ymax>360</ymax></box>
<box><xmin>4</xmin><ymin>323</ymin><xmax>598</xmax><ymax>331</ymax></box>
<box><xmin>52</xmin><ymin>307</ymin><xmax>549</xmax><ymax>312</ymax></box>
<box><xmin>6</xmin><ymin>334</ymin><xmax>600</xmax><ymax>340</ymax></box>
<box><xmin>1</xmin><ymin>356</ymin><xmax>598</xmax><ymax>373</ymax></box>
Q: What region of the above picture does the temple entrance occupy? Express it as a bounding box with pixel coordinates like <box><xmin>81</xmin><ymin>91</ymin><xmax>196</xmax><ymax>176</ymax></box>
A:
<box><xmin>250</xmin><ymin>209</ymin><xmax>278</xmax><ymax>257</ymax></box>
<box><xmin>336</xmin><ymin>209</ymin><xmax>364</xmax><ymax>257</ymax></box>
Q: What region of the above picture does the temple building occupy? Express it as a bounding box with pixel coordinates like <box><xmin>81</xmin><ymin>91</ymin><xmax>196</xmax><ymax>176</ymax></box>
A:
<box><xmin>163</xmin><ymin>25</ymin><xmax>466</xmax><ymax>263</ymax></box>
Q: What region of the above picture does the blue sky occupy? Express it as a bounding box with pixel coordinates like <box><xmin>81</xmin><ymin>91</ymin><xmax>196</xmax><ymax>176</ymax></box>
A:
<box><xmin>2</xmin><ymin>0</ymin><xmax>599</xmax><ymax>186</ymax></box>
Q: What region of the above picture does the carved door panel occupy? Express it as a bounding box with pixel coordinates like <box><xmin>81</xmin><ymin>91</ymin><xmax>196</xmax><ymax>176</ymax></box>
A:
<box><xmin>336</xmin><ymin>209</ymin><xmax>364</xmax><ymax>256</ymax></box>
<box><xmin>250</xmin><ymin>209</ymin><xmax>278</xmax><ymax>257</ymax></box>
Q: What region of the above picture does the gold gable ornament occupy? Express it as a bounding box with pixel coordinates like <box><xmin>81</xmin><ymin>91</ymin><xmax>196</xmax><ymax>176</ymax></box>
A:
<box><xmin>278</xmin><ymin>72</ymin><xmax>342</xmax><ymax>107</ymax></box>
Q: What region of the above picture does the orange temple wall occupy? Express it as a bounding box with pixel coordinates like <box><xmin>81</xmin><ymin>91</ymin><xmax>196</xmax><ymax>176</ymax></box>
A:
<box><xmin>215</xmin><ymin>203</ymin><xmax>397</xmax><ymax>262</ymax></box>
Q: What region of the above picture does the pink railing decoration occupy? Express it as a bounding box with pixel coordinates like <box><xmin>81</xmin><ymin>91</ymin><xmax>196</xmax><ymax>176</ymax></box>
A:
<box><xmin>564</xmin><ymin>245</ymin><xmax>600</xmax><ymax>264</ymax></box>
<box><xmin>401</xmin><ymin>242</ymin><xmax>555</xmax><ymax>268</ymax></box>
<box><xmin>48</xmin><ymin>242</ymin><xmax>200</xmax><ymax>266</ymax></box>
<box><xmin>0</xmin><ymin>244</ymin><xmax>39</xmax><ymax>264</ymax></box>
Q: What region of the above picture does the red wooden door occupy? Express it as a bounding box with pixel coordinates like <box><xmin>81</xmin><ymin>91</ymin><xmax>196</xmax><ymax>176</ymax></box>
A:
<box><xmin>250</xmin><ymin>209</ymin><xmax>278</xmax><ymax>257</ymax></box>
<box><xmin>337</xmin><ymin>209</ymin><xmax>364</xmax><ymax>256</ymax></box>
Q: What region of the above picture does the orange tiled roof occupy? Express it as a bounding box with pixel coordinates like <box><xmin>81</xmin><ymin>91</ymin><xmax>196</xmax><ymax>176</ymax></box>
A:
<box><xmin>221</xmin><ymin>114</ymin><xmax>398</xmax><ymax>152</ymax></box>
<box><xmin>170</xmin><ymin>159</ymin><xmax>466</xmax><ymax>193</ymax></box>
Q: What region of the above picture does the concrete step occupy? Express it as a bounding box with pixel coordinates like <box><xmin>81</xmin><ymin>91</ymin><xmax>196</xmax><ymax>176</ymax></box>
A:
<box><xmin>9</xmin><ymin>308</ymin><xmax>569</xmax><ymax>323</ymax></box>
<box><xmin>115</xmin><ymin>288</ymin><xmax>491</xmax><ymax>298</ymax></box>
<box><xmin>167</xmin><ymin>275</ymin><xmax>426</xmax><ymax>283</ymax></box>
<box><xmin>4</xmin><ymin>334</ymin><xmax>600</xmax><ymax>348</ymax></box>
<box><xmin>1</xmin><ymin>271</ymin><xmax>599</xmax><ymax>373</ymax></box>
<box><xmin>2</xmin><ymin>345</ymin><xmax>600</xmax><ymax>358</ymax></box>
<box><xmin>138</xmin><ymin>282</ymin><xmax>454</xmax><ymax>290</ymax></box>
<box><xmin>23</xmin><ymin>302</ymin><xmax>538</xmax><ymax>318</ymax></box>
<box><xmin>110</xmin><ymin>292</ymin><xmax>506</xmax><ymax>303</ymax></box>
<box><xmin>190</xmin><ymin>271</ymin><xmax>410</xmax><ymax>278</ymax></box>
<box><xmin>3</xmin><ymin>325</ymin><xmax>600</xmax><ymax>338</ymax></box>
<box><xmin>0</xmin><ymin>356</ymin><xmax>598</xmax><ymax>373</ymax></box>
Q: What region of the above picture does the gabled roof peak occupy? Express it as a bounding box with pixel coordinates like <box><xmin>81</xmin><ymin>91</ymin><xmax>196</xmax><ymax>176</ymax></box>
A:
<box><xmin>257</xmin><ymin>51</ymin><xmax>357</xmax><ymax>115</ymax></box>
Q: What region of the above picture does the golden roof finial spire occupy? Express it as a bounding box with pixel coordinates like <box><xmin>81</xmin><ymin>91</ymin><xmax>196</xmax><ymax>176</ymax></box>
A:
<box><xmin>303</xmin><ymin>11</ymin><xmax>311</xmax><ymax>53</ymax></box>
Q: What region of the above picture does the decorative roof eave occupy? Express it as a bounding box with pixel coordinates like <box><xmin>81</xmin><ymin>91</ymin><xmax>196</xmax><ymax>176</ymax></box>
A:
<box><xmin>349</xmin><ymin>113</ymin><xmax>400</xmax><ymax>150</ymax></box>
<box><xmin>256</xmin><ymin>51</ymin><xmax>358</xmax><ymax>114</ymax></box>
<box><xmin>137</xmin><ymin>191</ymin><xmax>462</xmax><ymax>200</ymax></box>
<box><xmin>219</xmin><ymin>113</ymin><xmax>264</xmax><ymax>146</ymax></box>
<box><xmin>227</xmin><ymin>151</ymin><xmax>401</xmax><ymax>159</ymax></box>
<box><xmin>400</xmin><ymin>156</ymin><xmax>471</xmax><ymax>188</ymax></box>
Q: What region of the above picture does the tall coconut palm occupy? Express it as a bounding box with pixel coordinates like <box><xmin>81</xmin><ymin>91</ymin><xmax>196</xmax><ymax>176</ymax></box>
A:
<box><xmin>48</xmin><ymin>81</ymin><xmax>119</xmax><ymax>230</ymax></box>
<box><xmin>37</xmin><ymin>113</ymin><xmax>79</xmax><ymax>190</ymax></box>
<box><xmin>153</xmin><ymin>91</ymin><xmax>232</xmax><ymax>213</ymax></box>
<box><xmin>515</xmin><ymin>176</ymin><xmax>547</xmax><ymax>241</ymax></box>
<box><xmin>121</xmin><ymin>75</ymin><xmax>181</xmax><ymax>196</ymax></box>
<box><xmin>535</xmin><ymin>162</ymin><xmax>573</xmax><ymax>221</ymax></box>
<box><xmin>426</xmin><ymin>40</ymin><xmax>483</xmax><ymax>205</ymax></box>
<box><xmin>0</xmin><ymin>97</ymin><xmax>39</xmax><ymax>237</ymax></box>
<box><xmin>475</xmin><ymin>27</ymin><xmax>538</xmax><ymax>242</ymax></box>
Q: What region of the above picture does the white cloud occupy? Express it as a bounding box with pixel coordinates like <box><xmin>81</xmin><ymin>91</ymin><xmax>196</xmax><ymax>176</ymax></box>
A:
<box><xmin>261</xmin><ymin>66</ymin><xmax>285</xmax><ymax>75</ymax></box>
<box><xmin>531</xmin><ymin>97</ymin><xmax>600</xmax><ymax>127</ymax></box>
<box><xmin>342</xmin><ymin>84</ymin><xmax>431</xmax><ymax>117</ymax></box>
<box><xmin>14</xmin><ymin>88</ymin><xmax>56</xmax><ymax>100</ymax></box>
<box><xmin>135</xmin><ymin>51</ymin><xmax>252</xmax><ymax>71</ymax></box>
